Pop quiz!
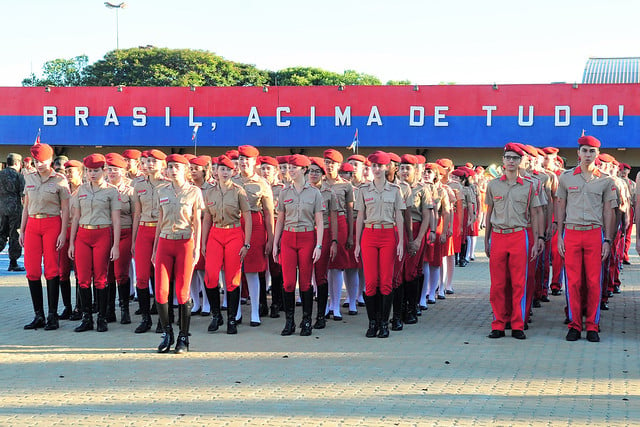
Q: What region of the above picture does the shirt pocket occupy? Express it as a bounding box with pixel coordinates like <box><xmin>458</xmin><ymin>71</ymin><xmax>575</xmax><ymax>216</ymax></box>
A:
<box><xmin>382</xmin><ymin>193</ymin><xmax>396</xmax><ymax>219</ymax></box>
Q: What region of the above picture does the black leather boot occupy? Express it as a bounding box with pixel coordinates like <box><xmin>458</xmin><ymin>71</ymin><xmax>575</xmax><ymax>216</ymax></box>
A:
<box><xmin>106</xmin><ymin>282</ymin><xmax>117</xmax><ymax>323</ymax></box>
<box><xmin>92</xmin><ymin>286</ymin><xmax>99</xmax><ymax>313</ymax></box>
<box><xmin>205</xmin><ymin>286</ymin><xmax>221</xmax><ymax>332</ymax></box>
<box><xmin>300</xmin><ymin>289</ymin><xmax>313</xmax><ymax>336</ymax></box>
<box><xmin>135</xmin><ymin>287</ymin><xmax>153</xmax><ymax>333</ymax></box>
<box><xmin>378</xmin><ymin>293</ymin><xmax>393</xmax><ymax>338</ymax></box>
<box><xmin>364</xmin><ymin>293</ymin><xmax>378</xmax><ymax>338</ymax></box>
<box><xmin>75</xmin><ymin>287</ymin><xmax>94</xmax><ymax>332</ymax></box>
<box><xmin>59</xmin><ymin>278</ymin><xmax>72</xmax><ymax>319</ymax></box>
<box><xmin>96</xmin><ymin>287</ymin><xmax>109</xmax><ymax>332</ymax></box>
<box><xmin>226</xmin><ymin>287</ymin><xmax>240</xmax><ymax>335</ymax></box>
<box><xmin>259</xmin><ymin>272</ymin><xmax>269</xmax><ymax>317</ymax></box>
<box><xmin>391</xmin><ymin>284</ymin><xmax>404</xmax><ymax>331</ymax></box>
<box><xmin>69</xmin><ymin>279</ymin><xmax>82</xmax><ymax>321</ymax></box>
<box><xmin>270</xmin><ymin>277</ymin><xmax>283</xmax><ymax>318</ymax></box>
<box><xmin>174</xmin><ymin>300</ymin><xmax>193</xmax><ymax>354</ymax></box>
<box><xmin>43</xmin><ymin>277</ymin><xmax>60</xmax><ymax>330</ymax></box>
<box><xmin>156</xmin><ymin>302</ymin><xmax>173</xmax><ymax>353</ymax></box>
<box><xmin>25</xmin><ymin>279</ymin><xmax>46</xmax><ymax>329</ymax></box>
<box><xmin>313</xmin><ymin>282</ymin><xmax>328</xmax><ymax>329</ymax></box>
<box><xmin>118</xmin><ymin>280</ymin><xmax>131</xmax><ymax>324</ymax></box>
<box><xmin>281</xmin><ymin>291</ymin><xmax>296</xmax><ymax>336</ymax></box>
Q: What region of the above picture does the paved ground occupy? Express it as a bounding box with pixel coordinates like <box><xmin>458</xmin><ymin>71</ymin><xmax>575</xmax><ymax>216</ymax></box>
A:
<box><xmin>0</xmin><ymin>235</ymin><xmax>638</xmax><ymax>426</ymax></box>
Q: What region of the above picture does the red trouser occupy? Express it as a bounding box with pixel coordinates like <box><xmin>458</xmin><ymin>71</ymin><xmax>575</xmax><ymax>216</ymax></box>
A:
<box><xmin>134</xmin><ymin>225</ymin><xmax>156</xmax><ymax>289</ymax></box>
<box><xmin>280</xmin><ymin>230</ymin><xmax>315</xmax><ymax>292</ymax></box>
<box><xmin>404</xmin><ymin>222</ymin><xmax>427</xmax><ymax>282</ymax></box>
<box><xmin>550</xmin><ymin>230</ymin><xmax>564</xmax><ymax>290</ymax></box>
<box><xmin>424</xmin><ymin>216</ymin><xmax>444</xmax><ymax>267</ymax></box>
<box><xmin>393</xmin><ymin>228</ymin><xmax>408</xmax><ymax>288</ymax></box>
<box><xmin>313</xmin><ymin>227</ymin><xmax>331</xmax><ymax>286</ymax></box>
<box><xmin>524</xmin><ymin>228</ymin><xmax>536</xmax><ymax>322</ymax></box>
<box><xmin>242</xmin><ymin>212</ymin><xmax>267</xmax><ymax>273</ymax></box>
<box><xmin>154</xmin><ymin>237</ymin><xmax>194</xmax><ymax>305</ymax></box>
<box><xmin>489</xmin><ymin>230</ymin><xmax>528</xmax><ymax>331</ymax></box>
<box><xmin>75</xmin><ymin>227</ymin><xmax>112</xmax><ymax>290</ymax></box>
<box><xmin>205</xmin><ymin>226</ymin><xmax>244</xmax><ymax>291</ymax></box>
<box><xmin>623</xmin><ymin>208</ymin><xmax>633</xmax><ymax>262</ymax></box>
<box><xmin>24</xmin><ymin>216</ymin><xmax>62</xmax><ymax>281</ymax></box>
<box><xmin>361</xmin><ymin>227</ymin><xmax>397</xmax><ymax>296</ymax></box>
<box><xmin>108</xmin><ymin>227</ymin><xmax>132</xmax><ymax>284</ymax></box>
<box><xmin>564</xmin><ymin>227</ymin><xmax>603</xmax><ymax>332</ymax></box>
<box><xmin>344</xmin><ymin>220</ymin><xmax>360</xmax><ymax>269</ymax></box>
<box><xmin>328</xmin><ymin>214</ymin><xmax>349</xmax><ymax>269</ymax></box>
<box><xmin>58</xmin><ymin>226</ymin><xmax>73</xmax><ymax>281</ymax></box>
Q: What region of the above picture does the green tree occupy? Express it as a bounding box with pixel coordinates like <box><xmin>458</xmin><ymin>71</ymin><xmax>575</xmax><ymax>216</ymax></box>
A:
<box><xmin>22</xmin><ymin>55</ymin><xmax>89</xmax><ymax>86</ymax></box>
<box><xmin>386</xmin><ymin>79</ymin><xmax>412</xmax><ymax>85</ymax></box>
<box><xmin>272</xmin><ymin>67</ymin><xmax>381</xmax><ymax>86</ymax></box>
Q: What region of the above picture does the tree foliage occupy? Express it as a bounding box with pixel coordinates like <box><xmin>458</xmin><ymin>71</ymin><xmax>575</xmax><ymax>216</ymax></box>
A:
<box><xmin>23</xmin><ymin>47</ymin><xmax>404</xmax><ymax>87</ymax></box>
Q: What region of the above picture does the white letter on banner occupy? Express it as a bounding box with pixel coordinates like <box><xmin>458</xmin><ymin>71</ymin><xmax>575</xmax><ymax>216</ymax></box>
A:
<box><xmin>189</xmin><ymin>107</ymin><xmax>202</xmax><ymax>127</ymax></box>
<box><xmin>592</xmin><ymin>105</ymin><xmax>608</xmax><ymax>126</ymax></box>
<box><xmin>310</xmin><ymin>106</ymin><xmax>316</xmax><ymax>127</ymax></box>
<box><xmin>104</xmin><ymin>106</ymin><xmax>119</xmax><ymax>126</ymax></box>
<box><xmin>482</xmin><ymin>106</ymin><xmax>497</xmax><ymax>126</ymax></box>
<box><xmin>554</xmin><ymin>106</ymin><xmax>570</xmax><ymax>127</ymax></box>
<box><xmin>246</xmin><ymin>106</ymin><xmax>262</xmax><ymax>127</ymax></box>
<box><xmin>43</xmin><ymin>106</ymin><xmax>57</xmax><ymax>126</ymax></box>
<box><xmin>133</xmin><ymin>107</ymin><xmax>147</xmax><ymax>127</ymax></box>
<box><xmin>276</xmin><ymin>107</ymin><xmax>291</xmax><ymax>127</ymax></box>
<box><xmin>75</xmin><ymin>107</ymin><xmax>89</xmax><ymax>126</ymax></box>
<box><xmin>409</xmin><ymin>106</ymin><xmax>424</xmax><ymax>126</ymax></box>
<box><xmin>367</xmin><ymin>106</ymin><xmax>383</xmax><ymax>126</ymax></box>
<box><xmin>434</xmin><ymin>106</ymin><xmax>449</xmax><ymax>127</ymax></box>
<box><xmin>335</xmin><ymin>106</ymin><xmax>351</xmax><ymax>126</ymax></box>
<box><xmin>518</xmin><ymin>105</ymin><xmax>534</xmax><ymax>127</ymax></box>
<box><xmin>165</xmin><ymin>107</ymin><xmax>170</xmax><ymax>127</ymax></box>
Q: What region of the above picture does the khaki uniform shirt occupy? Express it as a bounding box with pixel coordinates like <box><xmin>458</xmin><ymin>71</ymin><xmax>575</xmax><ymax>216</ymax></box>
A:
<box><xmin>324</xmin><ymin>177</ymin><xmax>354</xmax><ymax>214</ymax></box>
<box><xmin>156</xmin><ymin>183</ymin><xmax>204</xmax><ymax>238</ymax></box>
<box><xmin>24</xmin><ymin>171</ymin><xmax>70</xmax><ymax>216</ymax></box>
<box><xmin>351</xmin><ymin>180</ymin><xmax>367</xmax><ymax>219</ymax></box>
<box><xmin>556</xmin><ymin>166</ymin><xmax>618</xmax><ymax>227</ymax></box>
<box><xmin>270</xmin><ymin>181</ymin><xmax>286</xmax><ymax>219</ymax></box>
<box><xmin>72</xmin><ymin>182</ymin><xmax>121</xmax><ymax>226</ymax></box>
<box><xmin>355</xmin><ymin>181</ymin><xmax>406</xmax><ymax>226</ymax></box>
<box><xmin>406</xmin><ymin>182</ymin><xmax>434</xmax><ymax>222</ymax></box>
<box><xmin>523</xmin><ymin>173</ymin><xmax>547</xmax><ymax>207</ymax></box>
<box><xmin>114</xmin><ymin>180</ymin><xmax>134</xmax><ymax>228</ymax></box>
<box><xmin>432</xmin><ymin>183</ymin><xmax>450</xmax><ymax>214</ymax></box>
<box><xmin>277</xmin><ymin>182</ymin><xmax>325</xmax><ymax>229</ymax></box>
<box><xmin>486</xmin><ymin>175</ymin><xmax>541</xmax><ymax>229</ymax></box>
<box><xmin>204</xmin><ymin>182</ymin><xmax>250</xmax><ymax>227</ymax></box>
<box><xmin>317</xmin><ymin>182</ymin><xmax>338</xmax><ymax>229</ymax></box>
<box><xmin>233</xmin><ymin>174</ymin><xmax>273</xmax><ymax>213</ymax></box>
<box><xmin>133</xmin><ymin>177</ymin><xmax>169</xmax><ymax>222</ymax></box>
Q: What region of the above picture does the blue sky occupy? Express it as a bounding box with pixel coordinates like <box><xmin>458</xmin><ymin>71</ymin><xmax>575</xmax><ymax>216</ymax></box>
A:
<box><xmin>2</xmin><ymin>0</ymin><xmax>638</xmax><ymax>86</ymax></box>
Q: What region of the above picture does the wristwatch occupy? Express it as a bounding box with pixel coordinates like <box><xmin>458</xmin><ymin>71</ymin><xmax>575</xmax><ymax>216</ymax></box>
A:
<box><xmin>243</xmin><ymin>243</ymin><xmax>251</xmax><ymax>249</ymax></box>
<box><xmin>331</xmin><ymin>239</ymin><xmax>338</xmax><ymax>244</ymax></box>
<box><xmin>316</xmin><ymin>244</ymin><xmax>322</xmax><ymax>250</ymax></box>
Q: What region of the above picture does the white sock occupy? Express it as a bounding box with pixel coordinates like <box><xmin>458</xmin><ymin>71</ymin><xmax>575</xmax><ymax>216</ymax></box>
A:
<box><xmin>246</xmin><ymin>272</ymin><xmax>260</xmax><ymax>323</ymax></box>
<box><xmin>329</xmin><ymin>269</ymin><xmax>344</xmax><ymax>317</ymax></box>
<box><xmin>357</xmin><ymin>269</ymin><xmax>366</xmax><ymax>303</ymax></box>
<box><xmin>428</xmin><ymin>265</ymin><xmax>441</xmax><ymax>301</ymax></box>
<box><xmin>438</xmin><ymin>265</ymin><xmax>445</xmax><ymax>297</ymax></box>
<box><xmin>221</xmin><ymin>270</ymin><xmax>227</xmax><ymax>308</ymax></box>
<box><xmin>197</xmin><ymin>271</ymin><xmax>210</xmax><ymax>312</ymax></box>
<box><xmin>470</xmin><ymin>236</ymin><xmax>477</xmax><ymax>259</ymax></box>
<box><xmin>190</xmin><ymin>273</ymin><xmax>201</xmax><ymax>312</ymax></box>
<box><xmin>466</xmin><ymin>236</ymin><xmax>472</xmax><ymax>261</ymax></box>
<box><xmin>129</xmin><ymin>261</ymin><xmax>136</xmax><ymax>296</ymax></box>
<box><xmin>444</xmin><ymin>255</ymin><xmax>455</xmax><ymax>292</ymax></box>
<box><xmin>344</xmin><ymin>268</ymin><xmax>359</xmax><ymax>312</ymax></box>
<box><xmin>419</xmin><ymin>263</ymin><xmax>430</xmax><ymax>306</ymax></box>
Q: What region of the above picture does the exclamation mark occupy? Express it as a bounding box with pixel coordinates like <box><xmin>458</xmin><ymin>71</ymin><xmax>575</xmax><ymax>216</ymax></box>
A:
<box><xmin>619</xmin><ymin>105</ymin><xmax>624</xmax><ymax>126</ymax></box>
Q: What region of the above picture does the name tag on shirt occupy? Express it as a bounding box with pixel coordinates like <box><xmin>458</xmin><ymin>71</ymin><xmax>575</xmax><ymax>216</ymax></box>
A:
<box><xmin>159</xmin><ymin>197</ymin><xmax>169</xmax><ymax>204</ymax></box>
<box><xmin>79</xmin><ymin>194</ymin><xmax>88</xmax><ymax>199</ymax></box>
<box><xmin>25</xmin><ymin>185</ymin><xmax>35</xmax><ymax>190</ymax></box>
<box><xmin>284</xmin><ymin>199</ymin><xmax>293</xmax><ymax>204</ymax></box>
<box><xmin>493</xmin><ymin>196</ymin><xmax>503</xmax><ymax>200</ymax></box>
<box><xmin>365</xmin><ymin>197</ymin><xmax>374</xmax><ymax>202</ymax></box>
<box><xmin>137</xmin><ymin>189</ymin><xmax>147</xmax><ymax>195</ymax></box>
<box><xmin>568</xmin><ymin>186</ymin><xmax>579</xmax><ymax>190</ymax></box>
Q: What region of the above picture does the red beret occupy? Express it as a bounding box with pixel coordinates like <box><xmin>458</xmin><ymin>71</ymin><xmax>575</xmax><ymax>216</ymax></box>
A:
<box><xmin>105</xmin><ymin>153</ymin><xmax>127</xmax><ymax>169</ymax></box>
<box><xmin>557</xmin><ymin>157</ymin><xmax>565</xmax><ymax>166</ymax></box>
<box><xmin>323</xmin><ymin>149</ymin><xmax>344</xmax><ymax>163</ymax></box>
<box><xmin>597</xmin><ymin>153</ymin><xmax>615</xmax><ymax>163</ymax></box>
<box><xmin>24</xmin><ymin>157</ymin><xmax>32</xmax><ymax>162</ymax></box>
<box><xmin>579</xmin><ymin>135</ymin><xmax>601</xmax><ymax>148</ymax></box>
<box><xmin>451</xmin><ymin>168</ymin><xmax>466</xmax><ymax>178</ymax></box>
<box><xmin>276</xmin><ymin>155</ymin><xmax>290</xmax><ymax>165</ymax></box>
<box><xmin>226</xmin><ymin>150</ymin><xmax>239</xmax><ymax>160</ymax></box>
<box><xmin>612</xmin><ymin>159</ymin><xmax>620</xmax><ymax>167</ymax></box>
<box><xmin>83</xmin><ymin>153</ymin><xmax>106</xmax><ymax>169</ymax></box>
<box><xmin>166</xmin><ymin>154</ymin><xmax>188</xmax><ymax>164</ymax></box>
<box><xmin>184</xmin><ymin>154</ymin><xmax>196</xmax><ymax>161</ymax></box>
<box><xmin>416</xmin><ymin>155</ymin><xmax>426</xmax><ymax>164</ymax></box>
<box><xmin>536</xmin><ymin>147</ymin><xmax>546</xmax><ymax>157</ymax></box>
<box><xmin>461</xmin><ymin>166</ymin><xmax>476</xmax><ymax>177</ymax></box>
<box><xmin>387</xmin><ymin>152</ymin><xmax>401</xmax><ymax>163</ymax></box>
<box><xmin>504</xmin><ymin>143</ymin><xmax>525</xmax><ymax>157</ymax></box>
<box><xmin>339</xmin><ymin>163</ymin><xmax>355</xmax><ymax>173</ymax></box>
<box><xmin>400</xmin><ymin>154</ymin><xmax>419</xmax><ymax>165</ymax></box>
<box><xmin>620</xmin><ymin>163</ymin><xmax>631</xmax><ymax>170</ymax></box>
<box><xmin>238</xmin><ymin>145</ymin><xmax>259</xmax><ymax>158</ymax></box>
<box><xmin>465</xmin><ymin>162</ymin><xmax>474</xmax><ymax>168</ymax></box>
<box><xmin>147</xmin><ymin>149</ymin><xmax>167</xmax><ymax>161</ymax></box>
<box><xmin>64</xmin><ymin>160</ymin><xmax>83</xmax><ymax>169</ymax></box>
<box><xmin>189</xmin><ymin>155</ymin><xmax>210</xmax><ymax>167</ymax></box>
<box><xmin>347</xmin><ymin>154</ymin><xmax>366</xmax><ymax>163</ymax></box>
<box><xmin>425</xmin><ymin>163</ymin><xmax>444</xmax><ymax>175</ymax></box>
<box><xmin>436</xmin><ymin>158</ymin><xmax>453</xmax><ymax>169</ymax></box>
<box><xmin>520</xmin><ymin>144</ymin><xmax>538</xmax><ymax>156</ymax></box>
<box><xmin>364</xmin><ymin>159</ymin><xmax>372</xmax><ymax>167</ymax></box>
<box><xmin>543</xmin><ymin>147</ymin><xmax>559</xmax><ymax>155</ymax></box>
<box><xmin>122</xmin><ymin>149</ymin><xmax>141</xmax><ymax>160</ymax></box>
<box><xmin>309</xmin><ymin>157</ymin><xmax>327</xmax><ymax>174</ymax></box>
<box><xmin>368</xmin><ymin>152</ymin><xmax>391</xmax><ymax>165</ymax></box>
<box><xmin>210</xmin><ymin>156</ymin><xmax>218</xmax><ymax>165</ymax></box>
<box><xmin>140</xmin><ymin>151</ymin><xmax>149</xmax><ymax>158</ymax></box>
<box><xmin>30</xmin><ymin>143</ymin><xmax>54</xmax><ymax>162</ymax></box>
<box><xmin>217</xmin><ymin>155</ymin><xmax>235</xmax><ymax>169</ymax></box>
<box><xmin>288</xmin><ymin>154</ymin><xmax>311</xmax><ymax>167</ymax></box>
<box><xmin>260</xmin><ymin>156</ymin><xmax>278</xmax><ymax>167</ymax></box>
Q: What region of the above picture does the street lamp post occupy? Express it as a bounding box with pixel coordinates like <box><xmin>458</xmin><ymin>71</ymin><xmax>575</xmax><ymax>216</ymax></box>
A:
<box><xmin>104</xmin><ymin>2</ymin><xmax>126</xmax><ymax>50</ymax></box>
